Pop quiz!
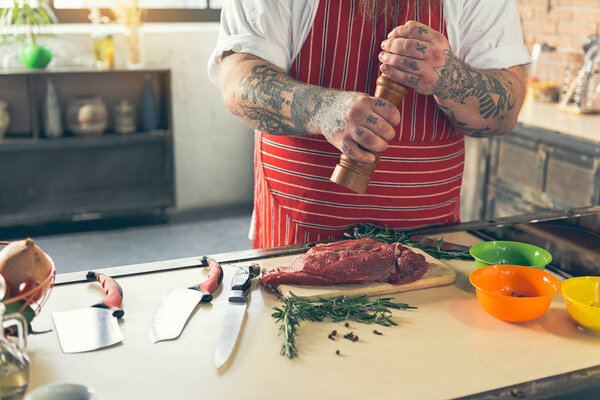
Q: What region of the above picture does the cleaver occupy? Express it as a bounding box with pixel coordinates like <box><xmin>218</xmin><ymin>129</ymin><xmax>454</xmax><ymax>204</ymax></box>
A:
<box><xmin>52</xmin><ymin>271</ymin><xmax>125</xmax><ymax>353</ymax></box>
<box><xmin>150</xmin><ymin>257</ymin><xmax>223</xmax><ymax>343</ymax></box>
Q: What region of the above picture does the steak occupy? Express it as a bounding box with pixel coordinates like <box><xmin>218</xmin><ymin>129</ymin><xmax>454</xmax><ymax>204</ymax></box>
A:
<box><xmin>261</xmin><ymin>238</ymin><xmax>429</xmax><ymax>287</ymax></box>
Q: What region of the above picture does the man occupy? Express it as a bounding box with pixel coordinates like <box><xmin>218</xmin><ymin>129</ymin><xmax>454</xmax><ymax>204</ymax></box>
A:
<box><xmin>208</xmin><ymin>0</ymin><xmax>529</xmax><ymax>249</ymax></box>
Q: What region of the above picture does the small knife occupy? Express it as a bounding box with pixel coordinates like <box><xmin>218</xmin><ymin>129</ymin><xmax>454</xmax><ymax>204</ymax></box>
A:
<box><xmin>214</xmin><ymin>263</ymin><xmax>261</xmax><ymax>369</ymax></box>
<box><xmin>150</xmin><ymin>257</ymin><xmax>224</xmax><ymax>343</ymax></box>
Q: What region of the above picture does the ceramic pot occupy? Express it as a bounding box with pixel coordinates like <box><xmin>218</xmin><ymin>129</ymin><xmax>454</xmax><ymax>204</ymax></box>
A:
<box><xmin>0</xmin><ymin>100</ymin><xmax>9</xmax><ymax>139</ymax></box>
<box><xmin>18</xmin><ymin>45</ymin><xmax>53</xmax><ymax>69</ymax></box>
<box><xmin>65</xmin><ymin>96</ymin><xmax>108</xmax><ymax>136</ymax></box>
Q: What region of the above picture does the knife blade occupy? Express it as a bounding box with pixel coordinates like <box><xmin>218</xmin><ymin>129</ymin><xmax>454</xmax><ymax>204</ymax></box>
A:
<box><xmin>214</xmin><ymin>263</ymin><xmax>260</xmax><ymax>369</ymax></box>
<box><xmin>150</xmin><ymin>257</ymin><xmax>223</xmax><ymax>343</ymax></box>
<box><xmin>409</xmin><ymin>235</ymin><xmax>471</xmax><ymax>252</ymax></box>
<box><xmin>52</xmin><ymin>271</ymin><xmax>124</xmax><ymax>353</ymax></box>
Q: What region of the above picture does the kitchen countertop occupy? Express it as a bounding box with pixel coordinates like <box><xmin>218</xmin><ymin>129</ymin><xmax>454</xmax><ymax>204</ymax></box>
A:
<box><xmin>23</xmin><ymin>230</ymin><xmax>600</xmax><ymax>400</ymax></box>
<box><xmin>518</xmin><ymin>99</ymin><xmax>600</xmax><ymax>143</ymax></box>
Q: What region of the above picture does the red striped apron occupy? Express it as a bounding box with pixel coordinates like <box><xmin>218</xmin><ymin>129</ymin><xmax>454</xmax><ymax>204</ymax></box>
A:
<box><xmin>252</xmin><ymin>0</ymin><xmax>464</xmax><ymax>249</ymax></box>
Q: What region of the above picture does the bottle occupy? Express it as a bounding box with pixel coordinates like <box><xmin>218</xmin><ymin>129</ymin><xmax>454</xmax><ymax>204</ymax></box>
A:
<box><xmin>0</xmin><ymin>100</ymin><xmax>9</xmax><ymax>139</ymax></box>
<box><xmin>141</xmin><ymin>76</ymin><xmax>158</xmax><ymax>132</ymax></box>
<box><xmin>43</xmin><ymin>79</ymin><xmax>63</xmax><ymax>139</ymax></box>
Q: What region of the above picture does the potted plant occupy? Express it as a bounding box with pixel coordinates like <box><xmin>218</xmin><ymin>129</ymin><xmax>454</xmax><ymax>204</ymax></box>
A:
<box><xmin>0</xmin><ymin>0</ymin><xmax>58</xmax><ymax>69</ymax></box>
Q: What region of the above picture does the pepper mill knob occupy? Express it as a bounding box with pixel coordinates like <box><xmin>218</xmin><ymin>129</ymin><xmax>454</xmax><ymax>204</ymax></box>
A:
<box><xmin>329</xmin><ymin>76</ymin><xmax>408</xmax><ymax>194</ymax></box>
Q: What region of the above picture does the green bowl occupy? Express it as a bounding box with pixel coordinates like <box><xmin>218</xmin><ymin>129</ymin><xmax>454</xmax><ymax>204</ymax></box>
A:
<box><xmin>469</xmin><ymin>241</ymin><xmax>552</xmax><ymax>270</ymax></box>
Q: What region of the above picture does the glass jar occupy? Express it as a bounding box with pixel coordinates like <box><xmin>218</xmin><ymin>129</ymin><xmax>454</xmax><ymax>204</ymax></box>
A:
<box><xmin>528</xmin><ymin>43</ymin><xmax>560</xmax><ymax>102</ymax></box>
<box><xmin>0</xmin><ymin>276</ymin><xmax>30</xmax><ymax>400</ymax></box>
<box><xmin>113</xmin><ymin>100</ymin><xmax>137</xmax><ymax>134</ymax></box>
<box><xmin>93</xmin><ymin>34</ymin><xmax>114</xmax><ymax>70</ymax></box>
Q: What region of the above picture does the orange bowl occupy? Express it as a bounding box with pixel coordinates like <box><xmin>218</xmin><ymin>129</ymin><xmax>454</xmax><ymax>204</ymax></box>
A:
<box><xmin>469</xmin><ymin>265</ymin><xmax>561</xmax><ymax>322</ymax></box>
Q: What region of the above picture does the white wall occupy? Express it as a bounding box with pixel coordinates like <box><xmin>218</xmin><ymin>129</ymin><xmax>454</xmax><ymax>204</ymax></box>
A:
<box><xmin>141</xmin><ymin>24</ymin><xmax>254</xmax><ymax>210</ymax></box>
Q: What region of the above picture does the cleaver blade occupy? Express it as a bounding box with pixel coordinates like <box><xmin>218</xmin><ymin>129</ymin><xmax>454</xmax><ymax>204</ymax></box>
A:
<box><xmin>52</xmin><ymin>307</ymin><xmax>123</xmax><ymax>353</ymax></box>
<box><xmin>52</xmin><ymin>271</ymin><xmax>125</xmax><ymax>354</ymax></box>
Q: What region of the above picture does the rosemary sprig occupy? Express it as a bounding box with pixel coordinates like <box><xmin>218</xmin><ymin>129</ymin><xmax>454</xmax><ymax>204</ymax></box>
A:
<box><xmin>344</xmin><ymin>224</ymin><xmax>473</xmax><ymax>260</ymax></box>
<box><xmin>271</xmin><ymin>292</ymin><xmax>416</xmax><ymax>359</ymax></box>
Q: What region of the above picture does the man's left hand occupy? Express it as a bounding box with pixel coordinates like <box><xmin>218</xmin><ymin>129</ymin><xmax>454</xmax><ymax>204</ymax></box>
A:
<box><xmin>379</xmin><ymin>20</ymin><xmax>450</xmax><ymax>95</ymax></box>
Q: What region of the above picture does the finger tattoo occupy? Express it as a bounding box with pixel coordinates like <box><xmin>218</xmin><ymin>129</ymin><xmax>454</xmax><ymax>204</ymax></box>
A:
<box><xmin>416</xmin><ymin>43</ymin><xmax>427</xmax><ymax>55</ymax></box>
<box><xmin>417</xmin><ymin>27</ymin><xmax>428</xmax><ymax>34</ymax></box>
<box><xmin>409</xmin><ymin>76</ymin><xmax>420</xmax><ymax>86</ymax></box>
<box><xmin>409</xmin><ymin>62</ymin><xmax>419</xmax><ymax>71</ymax></box>
<box><xmin>374</xmin><ymin>99</ymin><xmax>387</xmax><ymax>107</ymax></box>
<box><xmin>354</xmin><ymin>128</ymin><xmax>365</xmax><ymax>136</ymax></box>
<box><xmin>366</xmin><ymin>115</ymin><xmax>378</xmax><ymax>124</ymax></box>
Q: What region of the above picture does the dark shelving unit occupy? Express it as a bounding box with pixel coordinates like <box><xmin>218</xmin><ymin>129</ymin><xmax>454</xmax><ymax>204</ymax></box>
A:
<box><xmin>0</xmin><ymin>67</ymin><xmax>175</xmax><ymax>227</ymax></box>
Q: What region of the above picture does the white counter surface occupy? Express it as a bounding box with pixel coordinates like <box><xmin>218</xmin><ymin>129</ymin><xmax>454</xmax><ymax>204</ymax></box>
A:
<box><xmin>518</xmin><ymin>99</ymin><xmax>600</xmax><ymax>143</ymax></box>
<box><xmin>25</xmin><ymin>232</ymin><xmax>600</xmax><ymax>400</ymax></box>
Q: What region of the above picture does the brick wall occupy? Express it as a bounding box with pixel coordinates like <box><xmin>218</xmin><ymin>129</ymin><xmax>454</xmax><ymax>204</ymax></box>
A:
<box><xmin>517</xmin><ymin>0</ymin><xmax>600</xmax><ymax>84</ymax></box>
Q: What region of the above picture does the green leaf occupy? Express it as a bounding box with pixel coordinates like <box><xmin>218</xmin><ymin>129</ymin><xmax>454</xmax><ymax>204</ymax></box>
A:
<box><xmin>3</xmin><ymin>300</ymin><xmax>35</xmax><ymax>324</ymax></box>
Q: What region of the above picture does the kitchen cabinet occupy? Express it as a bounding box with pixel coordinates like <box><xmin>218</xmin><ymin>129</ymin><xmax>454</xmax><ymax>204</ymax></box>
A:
<box><xmin>476</xmin><ymin>101</ymin><xmax>600</xmax><ymax>219</ymax></box>
<box><xmin>0</xmin><ymin>67</ymin><xmax>175</xmax><ymax>227</ymax></box>
<box><xmin>484</xmin><ymin>123</ymin><xmax>600</xmax><ymax>218</ymax></box>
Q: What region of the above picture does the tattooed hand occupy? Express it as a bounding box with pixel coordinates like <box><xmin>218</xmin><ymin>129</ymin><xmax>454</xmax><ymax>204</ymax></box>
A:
<box><xmin>312</xmin><ymin>90</ymin><xmax>400</xmax><ymax>163</ymax></box>
<box><xmin>378</xmin><ymin>20</ymin><xmax>450</xmax><ymax>95</ymax></box>
<box><xmin>377</xmin><ymin>20</ymin><xmax>525</xmax><ymax>137</ymax></box>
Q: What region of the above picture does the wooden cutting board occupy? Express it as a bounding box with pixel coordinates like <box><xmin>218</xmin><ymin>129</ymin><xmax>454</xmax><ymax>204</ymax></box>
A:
<box><xmin>259</xmin><ymin>246</ymin><xmax>456</xmax><ymax>299</ymax></box>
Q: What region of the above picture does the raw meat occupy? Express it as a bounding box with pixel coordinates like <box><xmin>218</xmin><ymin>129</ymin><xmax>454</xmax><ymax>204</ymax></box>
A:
<box><xmin>261</xmin><ymin>238</ymin><xmax>429</xmax><ymax>287</ymax></box>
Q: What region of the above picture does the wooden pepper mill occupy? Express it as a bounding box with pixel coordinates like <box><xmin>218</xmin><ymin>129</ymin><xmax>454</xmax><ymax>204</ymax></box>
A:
<box><xmin>330</xmin><ymin>75</ymin><xmax>408</xmax><ymax>194</ymax></box>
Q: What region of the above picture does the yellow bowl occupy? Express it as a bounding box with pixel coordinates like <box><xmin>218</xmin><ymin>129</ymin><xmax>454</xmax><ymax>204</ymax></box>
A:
<box><xmin>561</xmin><ymin>276</ymin><xmax>600</xmax><ymax>334</ymax></box>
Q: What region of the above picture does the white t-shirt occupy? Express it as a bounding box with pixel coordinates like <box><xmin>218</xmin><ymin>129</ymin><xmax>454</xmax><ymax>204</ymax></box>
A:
<box><xmin>207</xmin><ymin>0</ymin><xmax>531</xmax><ymax>87</ymax></box>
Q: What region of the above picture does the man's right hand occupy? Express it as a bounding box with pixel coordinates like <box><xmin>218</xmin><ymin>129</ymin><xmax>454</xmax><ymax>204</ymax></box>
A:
<box><xmin>315</xmin><ymin>90</ymin><xmax>400</xmax><ymax>163</ymax></box>
<box><xmin>220</xmin><ymin>52</ymin><xmax>400</xmax><ymax>163</ymax></box>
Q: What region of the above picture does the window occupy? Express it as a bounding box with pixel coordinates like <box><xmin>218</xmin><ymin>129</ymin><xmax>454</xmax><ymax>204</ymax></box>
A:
<box><xmin>51</xmin><ymin>0</ymin><xmax>221</xmax><ymax>23</ymax></box>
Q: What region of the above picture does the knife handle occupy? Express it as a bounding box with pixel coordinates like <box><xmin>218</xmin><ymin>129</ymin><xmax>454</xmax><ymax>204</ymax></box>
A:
<box><xmin>87</xmin><ymin>271</ymin><xmax>124</xmax><ymax>318</ymax></box>
<box><xmin>196</xmin><ymin>258</ymin><xmax>224</xmax><ymax>298</ymax></box>
<box><xmin>229</xmin><ymin>264</ymin><xmax>260</xmax><ymax>303</ymax></box>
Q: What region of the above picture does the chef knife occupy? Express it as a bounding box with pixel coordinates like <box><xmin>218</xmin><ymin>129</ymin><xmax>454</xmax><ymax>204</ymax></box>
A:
<box><xmin>52</xmin><ymin>271</ymin><xmax>124</xmax><ymax>353</ymax></box>
<box><xmin>214</xmin><ymin>263</ymin><xmax>261</xmax><ymax>369</ymax></box>
<box><xmin>150</xmin><ymin>257</ymin><xmax>224</xmax><ymax>343</ymax></box>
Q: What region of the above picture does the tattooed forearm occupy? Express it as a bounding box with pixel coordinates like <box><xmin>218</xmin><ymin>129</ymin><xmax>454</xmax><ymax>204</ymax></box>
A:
<box><xmin>234</xmin><ymin>61</ymin><xmax>367</xmax><ymax>140</ymax></box>
<box><xmin>432</xmin><ymin>50</ymin><xmax>515</xmax><ymax>120</ymax></box>
<box><xmin>439</xmin><ymin>106</ymin><xmax>498</xmax><ymax>138</ymax></box>
<box><xmin>238</xmin><ymin>64</ymin><xmax>300</xmax><ymax>134</ymax></box>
